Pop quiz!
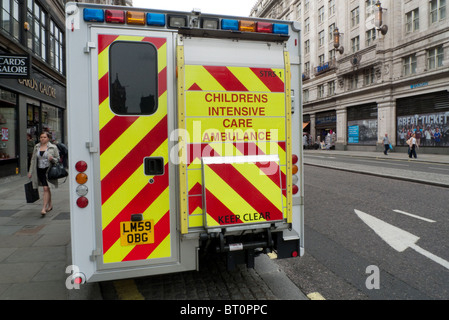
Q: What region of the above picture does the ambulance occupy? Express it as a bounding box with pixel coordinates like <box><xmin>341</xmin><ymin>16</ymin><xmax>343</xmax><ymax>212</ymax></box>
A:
<box><xmin>65</xmin><ymin>2</ymin><xmax>304</xmax><ymax>283</ymax></box>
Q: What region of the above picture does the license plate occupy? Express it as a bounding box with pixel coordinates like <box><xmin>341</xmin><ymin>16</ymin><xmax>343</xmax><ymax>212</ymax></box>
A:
<box><xmin>120</xmin><ymin>220</ymin><xmax>154</xmax><ymax>246</ymax></box>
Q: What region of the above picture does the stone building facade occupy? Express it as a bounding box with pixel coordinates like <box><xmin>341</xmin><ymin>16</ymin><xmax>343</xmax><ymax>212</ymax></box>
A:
<box><xmin>251</xmin><ymin>0</ymin><xmax>449</xmax><ymax>153</ymax></box>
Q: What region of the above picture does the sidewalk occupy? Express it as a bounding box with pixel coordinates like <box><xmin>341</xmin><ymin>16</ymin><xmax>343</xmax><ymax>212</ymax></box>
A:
<box><xmin>0</xmin><ymin>175</ymin><xmax>101</xmax><ymax>300</ymax></box>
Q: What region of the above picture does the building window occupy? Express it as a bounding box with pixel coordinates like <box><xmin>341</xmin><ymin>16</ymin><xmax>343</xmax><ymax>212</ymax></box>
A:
<box><xmin>329</xmin><ymin>0</ymin><xmax>335</xmax><ymax>16</ymax></box>
<box><xmin>402</xmin><ymin>54</ymin><xmax>417</xmax><ymax>76</ymax></box>
<box><xmin>304</xmin><ymin>17</ymin><xmax>310</xmax><ymax>33</ymax></box>
<box><xmin>49</xmin><ymin>20</ymin><xmax>64</xmax><ymax>74</ymax></box>
<box><xmin>363</xmin><ymin>67</ymin><xmax>375</xmax><ymax>85</ymax></box>
<box><xmin>351</xmin><ymin>7</ymin><xmax>360</xmax><ymax>27</ymax></box>
<box><xmin>318</xmin><ymin>6</ymin><xmax>325</xmax><ymax>24</ymax></box>
<box><xmin>430</xmin><ymin>0</ymin><xmax>446</xmax><ymax>24</ymax></box>
<box><xmin>1</xmin><ymin>0</ymin><xmax>19</xmax><ymax>40</ymax></box>
<box><xmin>351</xmin><ymin>36</ymin><xmax>360</xmax><ymax>53</ymax></box>
<box><xmin>318</xmin><ymin>84</ymin><xmax>325</xmax><ymax>98</ymax></box>
<box><xmin>328</xmin><ymin>81</ymin><xmax>335</xmax><ymax>96</ymax></box>
<box><xmin>365</xmin><ymin>28</ymin><xmax>376</xmax><ymax>46</ymax></box>
<box><xmin>304</xmin><ymin>40</ymin><xmax>310</xmax><ymax>54</ymax></box>
<box><xmin>304</xmin><ymin>0</ymin><xmax>309</xmax><ymax>12</ymax></box>
<box><xmin>318</xmin><ymin>30</ymin><xmax>325</xmax><ymax>47</ymax></box>
<box><xmin>406</xmin><ymin>8</ymin><xmax>419</xmax><ymax>32</ymax></box>
<box><xmin>348</xmin><ymin>74</ymin><xmax>358</xmax><ymax>90</ymax></box>
<box><xmin>365</xmin><ymin>0</ymin><xmax>376</xmax><ymax>15</ymax></box>
<box><xmin>329</xmin><ymin>48</ymin><xmax>336</xmax><ymax>62</ymax></box>
<box><xmin>318</xmin><ymin>54</ymin><xmax>325</xmax><ymax>66</ymax></box>
<box><xmin>27</xmin><ymin>0</ymin><xmax>47</xmax><ymax>60</ymax></box>
<box><xmin>303</xmin><ymin>89</ymin><xmax>309</xmax><ymax>102</ymax></box>
<box><xmin>427</xmin><ymin>46</ymin><xmax>444</xmax><ymax>69</ymax></box>
<box><xmin>329</xmin><ymin>23</ymin><xmax>335</xmax><ymax>41</ymax></box>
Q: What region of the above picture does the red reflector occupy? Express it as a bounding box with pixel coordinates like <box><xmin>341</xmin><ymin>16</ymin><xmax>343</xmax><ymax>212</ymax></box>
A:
<box><xmin>75</xmin><ymin>161</ymin><xmax>88</xmax><ymax>173</ymax></box>
<box><xmin>74</xmin><ymin>277</ymin><xmax>83</xmax><ymax>285</ymax></box>
<box><xmin>105</xmin><ymin>10</ymin><xmax>125</xmax><ymax>23</ymax></box>
<box><xmin>256</xmin><ymin>22</ymin><xmax>273</xmax><ymax>33</ymax></box>
<box><xmin>292</xmin><ymin>251</ymin><xmax>299</xmax><ymax>257</ymax></box>
<box><xmin>76</xmin><ymin>196</ymin><xmax>89</xmax><ymax>208</ymax></box>
<box><xmin>292</xmin><ymin>185</ymin><xmax>299</xmax><ymax>195</ymax></box>
<box><xmin>292</xmin><ymin>154</ymin><xmax>298</xmax><ymax>164</ymax></box>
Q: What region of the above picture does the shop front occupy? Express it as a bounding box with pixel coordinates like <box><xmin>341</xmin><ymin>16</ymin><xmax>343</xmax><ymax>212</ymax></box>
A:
<box><xmin>347</xmin><ymin>103</ymin><xmax>378</xmax><ymax>146</ymax></box>
<box><xmin>0</xmin><ymin>68</ymin><xmax>66</xmax><ymax>178</ymax></box>
<box><xmin>315</xmin><ymin>110</ymin><xmax>336</xmax><ymax>143</ymax></box>
<box><xmin>396</xmin><ymin>91</ymin><xmax>449</xmax><ymax>149</ymax></box>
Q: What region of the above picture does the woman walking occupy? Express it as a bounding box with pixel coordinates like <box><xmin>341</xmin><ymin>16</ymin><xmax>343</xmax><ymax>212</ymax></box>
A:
<box><xmin>409</xmin><ymin>133</ymin><xmax>418</xmax><ymax>159</ymax></box>
<box><xmin>28</xmin><ymin>132</ymin><xmax>60</xmax><ymax>216</ymax></box>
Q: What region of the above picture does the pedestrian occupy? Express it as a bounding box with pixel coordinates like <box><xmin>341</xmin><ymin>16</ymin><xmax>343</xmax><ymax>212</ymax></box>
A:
<box><xmin>27</xmin><ymin>131</ymin><xmax>60</xmax><ymax>216</ymax></box>
<box><xmin>382</xmin><ymin>133</ymin><xmax>390</xmax><ymax>155</ymax></box>
<box><xmin>409</xmin><ymin>133</ymin><xmax>418</xmax><ymax>159</ymax></box>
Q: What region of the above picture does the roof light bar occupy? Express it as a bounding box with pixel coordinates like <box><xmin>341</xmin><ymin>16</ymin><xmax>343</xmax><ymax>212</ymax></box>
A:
<box><xmin>167</xmin><ymin>15</ymin><xmax>187</xmax><ymax>28</ymax></box>
<box><xmin>256</xmin><ymin>22</ymin><xmax>273</xmax><ymax>33</ymax></box>
<box><xmin>201</xmin><ymin>17</ymin><xmax>219</xmax><ymax>29</ymax></box>
<box><xmin>273</xmin><ymin>24</ymin><xmax>289</xmax><ymax>35</ymax></box>
<box><xmin>239</xmin><ymin>20</ymin><xmax>256</xmax><ymax>32</ymax></box>
<box><xmin>221</xmin><ymin>19</ymin><xmax>239</xmax><ymax>31</ymax></box>
<box><xmin>83</xmin><ymin>8</ymin><xmax>104</xmax><ymax>22</ymax></box>
<box><xmin>105</xmin><ymin>9</ymin><xmax>125</xmax><ymax>24</ymax></box>
<box><xmin>147</xmin><ymin>13</ymin><xmax>166</xmax><ymax>26</ymax></box>
<box><xmin>126</xmin><ymin>11</ymin><xmax>145</xmax><ymax>25</ymax></box>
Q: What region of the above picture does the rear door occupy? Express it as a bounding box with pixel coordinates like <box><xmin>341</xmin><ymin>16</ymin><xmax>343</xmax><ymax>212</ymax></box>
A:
<box><xmin>91</xmin><ymin>28</ymin><xmax>176</xmax><ymax>269</ymax></box>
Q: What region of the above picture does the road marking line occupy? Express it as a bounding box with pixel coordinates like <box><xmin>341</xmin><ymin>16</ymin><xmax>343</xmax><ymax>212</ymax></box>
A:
<box><xmin>393</xmin><ymin>210</ymin><xmax>436</xmax><ymax>223</ymax></box>
<box><xmin>429</xmin><ymin>167</ymin><xmax>449</xmax><ymax>171</ymax></box>
<box><xmin>113</xmin><ymin>279</ymin><xmax>145</xmax><ymax>300</ymax></box>
<box><xmin>307</xmin><ymin>292</ymin><xmax>325</xmax><ymax>300</ymax></box>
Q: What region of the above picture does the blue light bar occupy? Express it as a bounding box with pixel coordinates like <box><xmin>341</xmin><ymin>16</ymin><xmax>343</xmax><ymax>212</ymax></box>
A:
<box><xmin>83</xmin><ymin>8</ymin><xmax>104</xmax><ymax>22</ymax></box>
<box><xmin>147</xmin><ymin>13</ymin><xmax>165</xmax><ymax>26</ymax></box>
<box><xmin>273</xmin><ymin>24</ymin><xmax>289</xmax><ymax>35</ymax></box>
<box><xmin>221</xmin><ymin>19</ymin><xmax>239</xmax><ymax>31</ymax></box>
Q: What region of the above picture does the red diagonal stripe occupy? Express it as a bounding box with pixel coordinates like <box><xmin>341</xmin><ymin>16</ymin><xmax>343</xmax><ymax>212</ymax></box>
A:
<box><xmin>101</xmin><ymin>115</ymin><xmax>167</xmax><ymax>204</ymax></box>
<box><xmin>250</xmin><ymin>68</ymin><xmax>285</xmax><ymax>92</ymax></box>
<box><xmin>99</xmin><ymin>73</ymin><xmax>109</xmax><ymax>105</ymax></box>
<box><xmin>205</xmin><ymin>188</ymin><xmax>243</xmax><ymax>225</ymax></box>
<box><xmin>143</xmin><ymin>37</ymin><xmax>166</xmax><ymax>49</ymax></box>
<box><xmin>102</xmin><ymin>163</ymin><xmax>169</xmax><ymax>254</ymax></box>
<box><xmin>158</xmin><ymin>67</ymin><xmax>167</xmax><ymax>97</ymax></box>
<box><xmin>122</xmin><ymin>211</ymin><xmax>170</xmax><ymax>262</ymax></box>
<box><xmin>187</xmin><ymin>143</ymin><xmax>221</xmax><ymax>165</ymax></box>
<box><xmin>204</xmin><ymin>66</ymin><xmax>248</xmax><ymax>92</ymax></box>
<box><xmin>233</xmin><ymin>142</ymin><xmax>286</xmax><ymax>189</ymax></box>
<box><xmin>188</xmin><ymin>195</ymin><xmax>202</xmax><ymax>215</ymax></box>
<box><xmin>98</xmin><ymin>34</ymin><xmax>119</xmax><ymax>54</ymax></box>
<box><xmin>100</xmin><ymin>116</ymin><xmax>139</xmax><ymax>155</ymax></box>
<box><xmin>208</xmin><ymin>163</ymin><xmax>283</xmax><ymax>220</ymax></box>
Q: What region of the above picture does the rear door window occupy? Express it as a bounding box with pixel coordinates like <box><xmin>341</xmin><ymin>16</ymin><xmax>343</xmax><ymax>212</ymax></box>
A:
<box><xmin>109</xmin><ymin>41</ymin><xmax>158</xmax><ymax>115</ymax></box>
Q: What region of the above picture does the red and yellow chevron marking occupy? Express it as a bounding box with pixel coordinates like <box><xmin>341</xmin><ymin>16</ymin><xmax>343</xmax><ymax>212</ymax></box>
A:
<box><xmin>202</xmin><ymin>158</ymin><xmax>284</xmax><ymax>228</ymax></box>
<box><xmin>181</xmin><ymin>64</ymin><xmax>288</xmax><ymax>229</ymax></box>
<box><xmin>97</xmin><ymin>34</ymin><xmax>171</xmax><ymax>264</ymax></box>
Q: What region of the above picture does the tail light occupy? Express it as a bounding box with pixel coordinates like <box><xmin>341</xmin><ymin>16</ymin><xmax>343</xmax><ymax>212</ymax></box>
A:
<box><xmin>292</xmin><ymin>154</ymin><xmax>299</xmax><ymax>195</ymax></box>
<box><xmin>75</xmin><ymin>161</ymin><xmax>89</xmax><ymax>208</ymax></box>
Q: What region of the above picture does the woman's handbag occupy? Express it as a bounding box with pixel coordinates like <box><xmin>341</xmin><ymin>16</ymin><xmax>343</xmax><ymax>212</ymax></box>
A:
<box><xmin>47</xmin><ymin>163</ymin><xmax>68</xmax><ymax>180</ymax></box>
<box><xmin>24</xmin><ymin>181</ymin><xmax>39</xmax><ymax>203</ymax></box>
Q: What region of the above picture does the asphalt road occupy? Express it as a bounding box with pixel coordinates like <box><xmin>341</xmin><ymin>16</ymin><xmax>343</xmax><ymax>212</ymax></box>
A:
<box><xmin>276</xmin><ymin>165</ymin><xmax>449</xmax><ymax>300</ymax></box>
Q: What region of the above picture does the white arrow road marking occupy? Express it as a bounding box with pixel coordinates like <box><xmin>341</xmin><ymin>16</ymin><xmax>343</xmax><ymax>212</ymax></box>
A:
<box><xmin>354</xmin><ymin>209</ymin><xmax>449</xmax><ymax>270</ymax></box>
<box><xmin>393</xmin><ymin>210</ymin><xmax>436</xmax><ymax>223</ymax></box>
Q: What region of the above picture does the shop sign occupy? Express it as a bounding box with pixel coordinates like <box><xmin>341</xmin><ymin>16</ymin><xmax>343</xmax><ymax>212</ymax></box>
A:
<box><xmin>17</xmin><ymin>78</ymin><xmax>57</xmax><ymax>99</ymax></box>
<box><xmin>0</xmin><ymin>54</ymin><xmax>31</xmax><ymax>79</ymax></box>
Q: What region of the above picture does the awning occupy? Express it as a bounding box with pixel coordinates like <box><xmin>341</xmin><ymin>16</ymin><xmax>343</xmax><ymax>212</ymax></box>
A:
<box><xmin>302</xmin><ymin>122</ymin><xmax>310</xmax><ymax>129</ymax></box>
